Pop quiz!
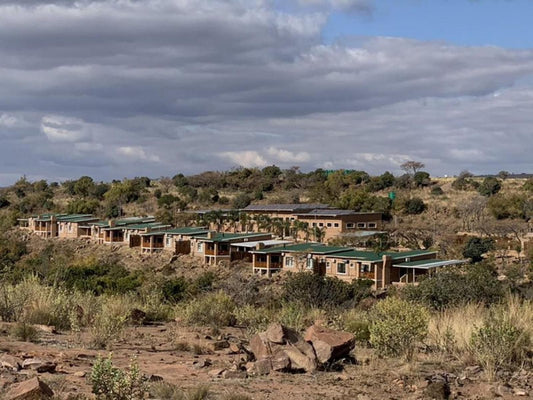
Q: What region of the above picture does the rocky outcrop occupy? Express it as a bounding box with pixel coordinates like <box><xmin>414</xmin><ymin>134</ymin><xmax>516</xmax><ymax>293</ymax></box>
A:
<box><xmin>5</xmin><ymin>377</ymin><xmax>54</xmax><ymax>400</ymax></box>
<box><xmin>248</xmin><ymin>323</ymin><xmax>355</xmax><ymax>375</ymax></box>
<box><xmin>304</xmin><ymin>324</ymin><xmax>355</xmax><ymax>364</ymax></box>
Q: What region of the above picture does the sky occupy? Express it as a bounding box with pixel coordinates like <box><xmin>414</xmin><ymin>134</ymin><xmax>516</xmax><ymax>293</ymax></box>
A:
<box><xmin>1</xmin><ymin>0</ymin><xmax>533</xmax><ymax>185</ymax></box>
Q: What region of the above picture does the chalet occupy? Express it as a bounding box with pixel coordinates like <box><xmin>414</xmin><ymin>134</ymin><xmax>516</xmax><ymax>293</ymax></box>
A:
<box><xmin>102</xmin><ymin>221</ymin><xmax>169</xmax><ymax>246</ymax></box>
<box><xmin>294</xmin><ymin>209</ymin><xmax>383</xmax><ymax>242</ymax></box>
<box><xmin>230</xmin><ymin>239</ymin><xmax>292</xmax><ymax>263</ymax></box>
<box><xmin>58</xmin><ymin>215</ymin><xmax>100</xmax><ymax>239</ymax></box>
<box><xmin>91</xmin><ymin>217</ymin><xmax>156</xmax><ymax>244</ymax></box>
<box><xmin>140</xmin><ymin>227</ymin><xmax>209</xmax><ymax>254</ymax></box>
<box><xmin>250</xmin><ymin>243</ymin><xmax>350</xmax><ymax>276</ymax></box>
<box><xmin>26</xmin><ymin>213</ymin><xmax>95</xmax><ymax>238</ymax></box>
<box><xmin>324</xmin><ymin>249</ymin><xmax>466</xmax><ymax>289</ymax></box>
<box><xmin>190</xmin><ymin>232</ymin><xmax>273</xmax><ymax>265</ymax></box>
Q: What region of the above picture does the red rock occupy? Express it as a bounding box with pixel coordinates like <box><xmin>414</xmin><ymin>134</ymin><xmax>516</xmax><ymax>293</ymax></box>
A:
<box><xmin>251</xmin><ymin>358</ymin><xmax>272</xmax><ymax>375</ymax></box>
<box><xmin>265</xmin><ymin>323</ymin><xmax>285</xmax><ymax>344</ymax></box>
<box><xmin>5</xmin><ymin>377</ymin><xmax>54</xmax><ymax>400</ymax></box>
<box><xmin>304</xmin><ymin>324</ymin><xmax>355</xmax><ymax>364</ymax></box>
<box><xmin>249</xmin><ymin>333</ymin><xmax>272</xmax><ymax>360</ymax></box>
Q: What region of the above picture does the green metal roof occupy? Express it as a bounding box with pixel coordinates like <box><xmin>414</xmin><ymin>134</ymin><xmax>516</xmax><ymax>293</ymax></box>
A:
<box><xmin>383</xmin><ymin>250</ymin><xmax>438</xmax><ymax>260</ymax></box>
<box><xmin>253</xmin><ymin>243</ymin><xmax>350</xmax><ymax>255</ymax></box>
<box><xmin>327</xmin><ymin>250</ymin><xmax>383</xmax><ymax>262</ymax></box>
<box><xmin>58</xmin><ymin>215</ymin><xmax>99</xmax><ymax>223</ymax></box>
<box><xmin>105</xmin><ymin>222</ymin><xmax>170</xmax><ymax>231</ymax></box>
<box><xmin>141</xmin><ymin>227</ymin><xmax>209</xmax><ymax>237</ymax></box>
<box><xmin>193</xmin><ymin>232</ymin><xmax>272</xmax><ymax>243</ymax></box>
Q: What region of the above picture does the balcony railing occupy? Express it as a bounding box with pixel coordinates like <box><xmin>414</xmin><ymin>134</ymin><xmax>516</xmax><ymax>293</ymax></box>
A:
<box><xmin>359</xmin><ymin>271</ymin><xmax>375</xmax><ymax>280</ymax></box>
<box><xmin>254</xmin><ymin>261</ymin><xmax>282</xmax><ymax>269</ymax></box>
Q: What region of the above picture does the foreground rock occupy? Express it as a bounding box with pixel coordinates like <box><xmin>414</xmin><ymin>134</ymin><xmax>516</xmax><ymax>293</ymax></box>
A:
<box><xmin>5</xmin><ymin>377</ymin><xmax>54</xmax><ymax>400</ymax></box>
<box><xmin>249</xmin><ymin>323</ymin><xmax>355</xmax><ymax>375</ymax></box>
<box><xmin>250</xmin><ymin>323</ymin><xmax>317</xmax><ymax>374</ymax></box>
<box><xmin>304</xmin><ymin>324</ymin><xmax>355</xmax><ymax>364</ymax></box>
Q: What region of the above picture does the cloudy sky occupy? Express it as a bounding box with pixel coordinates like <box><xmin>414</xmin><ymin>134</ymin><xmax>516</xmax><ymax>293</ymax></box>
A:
<box><xmin>1</xmin><ymin>0</ymin><xmax>533</xmax><ymax>184</ymax></box>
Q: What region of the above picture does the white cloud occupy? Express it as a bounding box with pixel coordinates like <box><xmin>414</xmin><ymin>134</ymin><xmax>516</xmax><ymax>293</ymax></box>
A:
<box><xmin>40</xmin><ymin>115</ymin><xmax>90</xmax><ymax>143</ymax></box>
<box><xmin>0</xmin><ymin>113</ymin><xmax>19</xmax><ymax>127</ymax></box>
<box><xmin>266</xmin><ymin>147</ymin><xmax>310</xmax><ymax>163</ymax></box>
<box><xmin>219</xmin><ymin>151</ymin><xmax>268</xmax><ymax>168</ymax></box>
<box><xmin>117</xmin><ymin>146</ymin><xmax>160</xmax><ymax>162</ymax></box>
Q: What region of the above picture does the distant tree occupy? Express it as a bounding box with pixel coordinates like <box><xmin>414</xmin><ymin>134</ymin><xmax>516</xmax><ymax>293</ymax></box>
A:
<box><xmin>497</xmin><ymin>171</ymin><xmax>510</xmax><ymax>180</ymax></box>
<box><xmin>430</xmin><ymin>186</ymin><xmax>444</xmax><ymax>196</ymax></box>
<box><xmin>0</xmin><ymin>197</ymin><xmax>10</xmax><ymax>209</ymax></box>
<box><xmin>394</xmin><ymin>174</ymin><xmax>413</xmax><ymax>189</ymax></box>
<box><xmin>401</xmin><ymin>161</ymin><xmax>425</xmax><ymax>175</ymax></box>
<box><xmin>452</xmin><ymin>170</ymin><xmax>474</xmax><ymax>191</ymax></box>
<box><xmin>73</xmin><ymin>176</ymin><xmax>95</xmax><ymax>198</ymax></box>
<box><xmin>463</xmin><ymin>237</ymin><xmax>495</xmax><ymax>263</ymax></box>
<box><xmin>413</xmin><ymin>171</ymin><xmax>431</xmax><ymax>187</ymax></box>
<box><xmin>261</xmin><ymin>165</ymin><xmax>282</xmax><ymax>179</ymax></box>
<box><xmin>478</xmin><ymin>177</ymin><xmax>502</xmax><ymax>197</ymax></box>
<box><xmin>67</xmin><ymin>199</ymin><xmax>100</xmax><ymax>214</ymax></box>
<box><xmin>172</xmin><ymin>173</ymin><xmax>189</xmax><ymax>188</ymax></box>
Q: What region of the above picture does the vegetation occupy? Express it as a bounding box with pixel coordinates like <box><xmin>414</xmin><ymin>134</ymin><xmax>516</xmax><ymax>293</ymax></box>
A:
<box><xmin>369</xmin><ymin>297</ymin><xmax>429</xmax><ymax>361</ymax></box>
<box><xmin>91</xmin><ymin>354</ymin><xmax>147</xmax><ymax>400</ymax></box>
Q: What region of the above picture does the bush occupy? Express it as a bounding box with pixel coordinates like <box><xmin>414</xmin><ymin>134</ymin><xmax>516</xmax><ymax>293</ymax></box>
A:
<box><xmin>234</xmin><ymin>304</ymin><xmax>275</xmax><ymax>334</ymax></box>
<box><xmin>91</xmin><ymin>354</ymin><xmax>147</xmax><ymax>400</ymax></box>
<box><xmin>11</xmin><ymin>322</ymin><xmax>39</xmax><ymax>342</ymax></box>
<box><xmin>463</xmin><ymin>237</ymin><xmax>494</xmax><ymax>263</ymax></box>
<box><xmin>369</xmin><ymin>297</ymin><xmax>428</xmax><ymax>360</ymax></box>
<box><xmin>431</xmin><ymin>186</ymin><xmax>444</xmax><ymax>196</ymax></box>
<box><xmin>232</xmin><ymin>193</ymin><xmax>252</xmax><ymax>209</ymax></box>
<box><xmin>90</xmin><ymin>298</ymin><xmax>130</xmax><ymax>349</ymax></box>
<box><xmin>403</xmin><ymin>197</ymin><xmax>427</xmax><ymax>215</ymax></box>
<box><xmin>404</xmin><ymin>264</ymin><xmax>503</xmax><ymax>309</ymax></box>
<box><xmin>478</xmin><ymin>177</ymin><xmax>502</xmax><ymax>197</ymax></box>
<box><xmin>177</xmin><ymin>291</ymin><xmax>236</xmax><ymax>330</ymax></box>
<box><xmin>283</xmin><ymin>273</ymin><xmax>353</xmax><ymax>310</ymax></box>
<box><xmin>470</xmin><ymin>309</ymin><xmax>529</xmax><ymax>380</ymax></box>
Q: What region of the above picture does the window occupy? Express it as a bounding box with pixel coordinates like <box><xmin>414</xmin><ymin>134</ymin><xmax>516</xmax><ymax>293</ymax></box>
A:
<box><xmin>306</xmin><ymin>258</ymin><xmax>315</xmax><ymax>270</ymax></box>
<box><xmin>318</xmin><ymin>223</ymin><xmax>324</xmax><ymax>227</ymax></box>
<box><xmin>312</xmin><ymin>222</ymin><xmax>317</xmax><ymax>227</ymax></box>
<box><xmin>285</xmin><ymin>256</ymin><xmax>294</xmax><ymax>267</ymax></box>
<box><xmin>334</xmin><ymin>223</ymin><xmax>339</xmax><ymax>227</ymax></box>
<box><xmin>368</xmin><ymin>223</ymin><xmax>377</xmax><ymax>228</ymax></box>
<box><xmin>326</xmin><ymin>262</ymin><xmax>331</xmax><ymax>269</ymax></box>
<box><xmin>337</xmin><ymin>263</ymin><xmax>346</xmax><ymax>274</ymax></box>
<box><xmin>357</xmin><ymin>222</ymin><xmax>366</xmax><ymax>228</ymax></box>
<box><xmin>346</xmin><ymin>223</ymin><xmax>355</xmax><ymax>229</ymax></box>
<box><xmin>68</xmin><ymin>224</ymin><xmax>72</xmax><ymax>232</ymax></box>
<box><xmin>360</xmin><ymin>264</ymin><xmax>371</xmax><ymax>273</ymax></box>
<box><xmin>327</xmin><ymin>223</ymin><xmax>332</xmax><ymax>227</ymax></box>
<box><xmin>166</xmin><ymin>237</ymin><xmax>172</xmax><ymax>246</ymax></box>
<box><xmin>197</xmin><ymin>242</ymin><xmax>204</xmax><ymax>252</ymax></box>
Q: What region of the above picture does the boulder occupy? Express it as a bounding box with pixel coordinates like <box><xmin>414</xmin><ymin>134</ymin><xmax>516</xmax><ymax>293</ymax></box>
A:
<box><xmin>0</xmin><ymin>355</ymin><xmax>22</xmax><ymax>371</ymax></box>
<box><xmin>5</xmin><ymin>377</ymin><xmax>54</xmax><ymax>400</ymax></box>
<box><xmin>304</xmin><ymin>324</ymin><xmax>355</xmax><ymax>364</ymax></box>
<box><xmin>265</xmin><ymin>323</ymin><xmax>285</xmax><ymax>344</ymax></box>
<box><xmin>249</xmin><ymin>333</ymin><xmax>272</xmax><ymax>360</ymax></box>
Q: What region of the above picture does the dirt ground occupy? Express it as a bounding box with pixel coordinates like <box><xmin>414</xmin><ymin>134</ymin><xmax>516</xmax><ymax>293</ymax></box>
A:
<box><xmin>1</xmin><ymin>322</ymin><xmax>532</xmax><ymax>399</ymax></box>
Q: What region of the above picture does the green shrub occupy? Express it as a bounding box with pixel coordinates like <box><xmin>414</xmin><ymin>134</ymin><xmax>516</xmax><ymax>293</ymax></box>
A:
<box><xmin>404</xmin><ymin>264</ymin><xmax>503</xmax><ymax>309</ymax></box>
<box><xmin>234</xmin><ymin>305</ymin><xmax>275</xmax><ymax>334</ymax></box>
<box><xmin>369</xmin><ymin>297</ymin><xmax>428</xmax><ymax>360</ymax></box>
<box><xmin>11</xmin><ymin>322</ymin><xmax>39</xmax><ymax>342</ymax></box>
<box><xmin>338</xmin><ymin>309</ymin><xmax>371</xmax><ymax>345</ymax></box>
<box><xmin>90</xmin><ymin>298</ymin><xmax>130</xmax><ymax>349</ymax></box>
<box><xmin>463</xmin><ymin>237</ymin><xmax>494</xmax><ymax>263</ymax></box>
<box><xmin>431</xmin><ymin>186</ymin><xmax>444</xmax><ymax>196</ymax></box>
<box><xmin>161</xmin><ymin>277</ymin><xmax>189</xmax><ymax>303</ymax></box>
<box><xmin>470</xmin><ymin>310</ymin><xmax>529</xmax><ymax>380</ymax></box>
<box><xmin>403</xmin><ymin>197</ymin><xmax>427</xmax><ymax>215</ymax></box>
<box><xmin>91</xmin><ymin>354</ymin><xmax>147</xmax><ymax>400</ymax></box>
<box><xmin>478</xmin><ymin>177</ymin><xmax>502</xmax><ymax>197</ymax></box>
<box><xmin>283</xmin><ymin>273</ymin><xmax>355</xmax><ymax>310</ymax></box>
<box><xmin>177</xmin><ymin>291</ymin><xmax>236</xmax><ymax>330</ymax></box>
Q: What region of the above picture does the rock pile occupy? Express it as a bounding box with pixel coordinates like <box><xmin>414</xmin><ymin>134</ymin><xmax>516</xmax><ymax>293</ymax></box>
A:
<box><xmin>248</xmin><ymin>323</ymin><xmax>355</xmax><ymax>375</ymax></box>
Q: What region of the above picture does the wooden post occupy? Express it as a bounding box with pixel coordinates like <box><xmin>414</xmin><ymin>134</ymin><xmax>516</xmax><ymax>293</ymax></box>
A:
<box><xmin>267</xmin><ymin>255</ymin><xmax>271</xmax><ymax>278</ymax></box>
<box><xmin>150</xmin><ymin>236</ymin><xmax>154</xmax><ymax>253</ymax></box>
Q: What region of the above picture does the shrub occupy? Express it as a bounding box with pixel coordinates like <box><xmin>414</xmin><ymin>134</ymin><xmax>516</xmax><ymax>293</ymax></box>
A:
<box><xmin>231</xmin><ymin>193</ymin><xmax>252</xmax><ymax>209</ymax></box>
<box><xmin>369</xmin><ymin>297</ymin><xmax>429</xmax><ymax>360</ymax></box>
<box><xmin>431</xmin><ymin>186</ymin><xmax>444</xmax><ymax>196</ymax></box>
<box><xmin>404</xmin><ymin>264</ymin><xmax>503</xmax><ymax>309</ymax></box>
<box><xmin>470</xmin><ymin>309</ymin><xmax>530</xmax><ymax>380</ymax></box>
<box><xmin>90</xmin><ymin>298</ymin><xmax>130</xmax><ymax>349</ymax></box>
<box><xmin>337</xmin><ymin>309</ymin><xmax>371</xmax><ymax>345</ymax></box>
<box><xmin>91</xmin><ymin>354</ymin><xmax>147</xmax><ymax>400</ymax></box>
<box><xmin>234</xmin><ymin>305</ymin><xmax>275</xmax><ymax>334</ymax></box>
<box><xmin>161</xmin><ymin>277</ymin><xmax>189</xmax><ymax>304</ymax></box>
<box><xmin>11</xmin><ymin>322</ymin><xmax>39</xmax><ymax>342</ymax></box>
<box><xmin>403</xmin><ymin>197</ymin><xmax>427</xmax><ymax>215</ymax></box>
<box><xmin>283</xmin><ymin>273</ymin><xmax>354</xmax><ymax>310</ymax></box>
<box><xmin>177</xmin><ymin>291</ymin><xmax>236</xmax><ymax>330</ymax></box>
<box><xmin>478</xmin><ymin>177</ymin><xmax>502</xmax><ymax>197</ymax></box>
<box><xmin>463</xmin><ymin>237</ymin><xmax>494</xmax><ymax>263</ymax></box>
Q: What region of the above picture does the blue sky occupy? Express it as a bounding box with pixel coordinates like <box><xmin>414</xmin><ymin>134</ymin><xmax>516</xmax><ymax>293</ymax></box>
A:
<box><xmin>324</xmin><ymin>0</ymin><xmax>533</xmax><ymax>48</ymax></box>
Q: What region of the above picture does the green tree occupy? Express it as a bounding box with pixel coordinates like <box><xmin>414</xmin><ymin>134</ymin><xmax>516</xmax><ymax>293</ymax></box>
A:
<box><xmin>73</xmin><ymin>176</ymin><xmax>95</xmax><ymax>198</ymax></box>
<box><xmin>403</xmin><ymin>197</ymin><xmax>426</xmax><ymax>215</ymax></box>
<box><xmin>463</xmin><ymin>237</ymin><xmax>495</xmax><ymax>263</ymax></box>
<box><xmin>478</xmin><ymin>177</ymin><xmax>502</xmax><ymax>197</ymax></box>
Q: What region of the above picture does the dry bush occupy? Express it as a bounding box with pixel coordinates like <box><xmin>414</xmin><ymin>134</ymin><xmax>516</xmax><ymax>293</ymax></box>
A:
<box><xmin>90</xmin><ymin>296</ymin><xmax>131</xmax><ymax>349</ymax></box>
<box><xmin>176</xmin><ymin>291</ymin><xmax>236</xmax><ymax>330</ymax></box>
